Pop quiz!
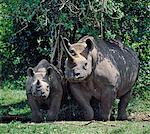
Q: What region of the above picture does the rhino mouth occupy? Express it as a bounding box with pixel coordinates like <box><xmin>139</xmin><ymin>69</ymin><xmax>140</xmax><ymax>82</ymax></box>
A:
<box><xmin>77</xmin><ymin>76</ymin><xmax>85</xmax><ymax>79</ymax></box>
<box><xmin>32</xmin><ymin>89</ymin><xmax>49</xmax><ymax>99</ymax></box>
<box><xmin>66</xmin><ymin>76</ymin><xmax>86</xmax><ymax>82</ymax></box>
<box><xmin>33</xmin><ymin>94</ymin><xmax>48</xmax><ymax>100</ymax></box>
<box><xmin>65</xmin><ymin>70</ymin><xmax>89</xmax><ymax>81</ymax></box>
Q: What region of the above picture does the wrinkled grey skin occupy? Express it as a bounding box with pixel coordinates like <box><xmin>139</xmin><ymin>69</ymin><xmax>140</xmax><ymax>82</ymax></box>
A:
<box><xmin>26</xmin><ymin>59</ymin><xmax>63</xmax><ymax>122</ymax></box>
<box><xmin>63</xmin><ymin>36</ymin><xmax>139</xmax><ymax>121</ymax></box>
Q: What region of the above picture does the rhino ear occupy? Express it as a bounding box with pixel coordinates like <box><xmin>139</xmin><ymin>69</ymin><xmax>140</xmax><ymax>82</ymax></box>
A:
<box><xmin>27</xmin><ymin>67</ymin><xmax>34</xmax><ymax>77</ymax></box>
<box><xmin>85</xmin><ymin>38</ymin><xmax>94</xmax><ymax>52</ymax></box>
<box><xmin>47</xmin><ymin>66</ymin><xmax>53</xmax><ymax>76</ymax></box>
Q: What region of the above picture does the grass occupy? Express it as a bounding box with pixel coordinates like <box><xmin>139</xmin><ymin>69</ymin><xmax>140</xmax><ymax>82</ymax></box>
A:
<box><xmin>0</xmin><ymin>80</ymin><xmax>150</xmax><ymax>134</ymax></box>
<box><xmin>0</xmin><ymin>121</ymin><xmax>150</xmax><ymax>134</ymax></box>
<box><xmin>0</xmin><ymin>89</ymin><xmax>30</xmax><ymax>116</ymax></box>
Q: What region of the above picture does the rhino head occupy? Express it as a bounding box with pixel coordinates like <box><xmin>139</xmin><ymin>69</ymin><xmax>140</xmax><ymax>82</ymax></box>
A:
<box><xmin>27</xmin><ymin>67</ymin><xmax>52</xmax><ymax>99</ymax></box>
<box><xmin>62</xmin><ymin>36</ymin><xmax>97</xmax><ymax>82</ymax></box>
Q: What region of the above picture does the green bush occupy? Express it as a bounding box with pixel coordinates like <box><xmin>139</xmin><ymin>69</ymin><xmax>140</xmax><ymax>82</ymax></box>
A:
<box><xmin>120</xmin><ymin>0</ymin><xmax>150</xmax><ymax>98</ymax></box>
<box><xmin>0</xmin><ymin>0</ymin><xmax>149</xmax><ymax>98</ymax></box>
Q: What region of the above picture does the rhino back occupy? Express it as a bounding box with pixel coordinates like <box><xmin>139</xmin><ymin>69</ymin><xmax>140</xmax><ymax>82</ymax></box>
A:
<box><xmin>96</xmin><ymin>40</ymin><xmax>139</xmax><ymax>93</ymax></box>
<box><xmin>34</xmin><ymin>59</ymin><xmax>50</xmax><ymax>72</ymax></box>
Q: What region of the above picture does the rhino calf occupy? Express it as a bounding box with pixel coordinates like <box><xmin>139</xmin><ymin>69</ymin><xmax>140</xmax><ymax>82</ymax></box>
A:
<box><xmin>26</xmin><ymin>59</ymin><xmax>63</xmax><ymax>122</ymax></box>
<box><xmin>62</xmin><ymin>36</ymin><xmax>139</xmax><ymax>121</ymax></box>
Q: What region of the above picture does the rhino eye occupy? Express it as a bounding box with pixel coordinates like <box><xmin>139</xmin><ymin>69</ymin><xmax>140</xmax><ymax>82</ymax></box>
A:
<box><xmin>70</xmin><ymin>50</ymin><xmax>76</xmax><ymax>56</ymax></box>
<box><xmin>83</xmin><ymin>63</ymin><xmax>87</xmax><ymax>70</ymax></box>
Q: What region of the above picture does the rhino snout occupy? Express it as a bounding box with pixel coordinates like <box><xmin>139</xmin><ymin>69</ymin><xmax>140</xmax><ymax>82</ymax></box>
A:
<box><xmin>32</xmin><ymin>90</ymin><xmax>42</xmax><ymax>97</ymax></box>
<box><xmin>74</xmin><ymin>72</ymin><xmax>85</xmax><ymax>79</ymax></box>
<box><xmin>74</xmin><ymin>72</ymin><xmax>80</xmax><ymax>77</ymax></box>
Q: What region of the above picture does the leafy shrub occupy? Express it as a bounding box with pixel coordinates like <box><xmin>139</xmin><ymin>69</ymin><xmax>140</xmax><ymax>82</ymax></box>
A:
<box><xmin>0</xmin><ymin>0</ymin><xmax>149</xmax><ymax>97</ymax></box>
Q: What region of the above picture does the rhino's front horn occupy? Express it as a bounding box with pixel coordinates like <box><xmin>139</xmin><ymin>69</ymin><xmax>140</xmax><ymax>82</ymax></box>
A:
<box><xmin>61</xmin><ymin>36</ymin><xmax>74</xmax><ymax>59</ymax></box>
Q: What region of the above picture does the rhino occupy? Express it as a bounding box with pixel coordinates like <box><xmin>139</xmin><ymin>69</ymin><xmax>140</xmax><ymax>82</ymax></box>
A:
<box><xmin>62</xmin><ymin>36</ymin><xmax>139</xmax><ymax>121</ymax></box>
<box><xmin>26</xmin><ymin>59</ymin><xmax>63</xmax><ymax>122</ymax></box>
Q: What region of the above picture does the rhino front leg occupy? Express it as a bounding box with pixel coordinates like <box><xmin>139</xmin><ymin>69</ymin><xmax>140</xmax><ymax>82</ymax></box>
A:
<box><xmin>27</xmin><ymin>95</ymin><xmax>43</xmax><ymax>123</ymax></box>
<box><xmin>71</xmin><ymin>84</ymin><xmax>94</xmax><ymax>120</ymax></box>
<box><xmin>100</xmin><ymin>102</ymin><xmax>113</xmax><ymax>121</ymax></box>
<box><xmin>117</xmin><ymin>90</ymin><xmax>131</xmax><ymax>120</ymax></box>
<box><xmin>47</xmin><ymin>89</ymin><xmax>63</xmax><ymax>121</ymax></box>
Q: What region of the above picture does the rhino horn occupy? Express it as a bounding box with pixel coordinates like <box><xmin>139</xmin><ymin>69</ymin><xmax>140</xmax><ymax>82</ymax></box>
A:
<box><xmin>61</xmin><ymin>36</ymin><xmax>75</xmax><ymax>59</ymax></box>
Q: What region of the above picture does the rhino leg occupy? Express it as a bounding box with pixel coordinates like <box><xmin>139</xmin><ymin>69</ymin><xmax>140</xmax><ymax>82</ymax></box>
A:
<box><xmin>100</xmin><ymin>88</ymin><xmax>116</xmax><ymax>121</ymax></box>
<box><xmin>100</xmin><ymin>101</ymin><xmax>113</xmax><ymax>121</ymax></box>
<box><xmin>117</xmin><ymin>90</ymin><xmax>131</xmax><ymax>120</ymax></box>
<box><xmin>47</xmin><ymin>88</ymin><xmax>63</xmax><ymax>121</ymax></box>
<box><xmin>70</xmin><ymin>84</ymin><xmax>94</xmax><ymax>120</ymax></box>
<box><xmin>27</xmin><ymin>95</ymin><xmax>43</xmax><ymax>123</ymax></box>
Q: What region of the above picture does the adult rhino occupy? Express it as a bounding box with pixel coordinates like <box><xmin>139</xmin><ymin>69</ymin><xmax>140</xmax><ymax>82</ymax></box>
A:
<box><xmin>62</xmin><ymin>36</ymin><xmax>139</xmax><ymax>121</ymax></box>
<box><xmin>26</xmin><ymin>59</ymin><xmax>63</xmax><ymax>122</ymax></box>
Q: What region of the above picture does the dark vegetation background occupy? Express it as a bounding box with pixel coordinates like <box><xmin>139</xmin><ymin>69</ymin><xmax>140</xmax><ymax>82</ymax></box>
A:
<box><xmin>0</xmin><ymin>0</ymin><xmax>149</xmax><ymax>120</ymax></box>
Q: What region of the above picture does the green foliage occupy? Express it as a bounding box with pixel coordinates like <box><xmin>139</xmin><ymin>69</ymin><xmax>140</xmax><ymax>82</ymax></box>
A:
<box><xmin>120</xmin><ymin>0</ymin><xmax>150</xmax><ymax>98</ymax></box>
<box><xmin>128</xmin><ymin>93</ymin><xmax>150</xmax><ymax>113</ymax></box>
<box><xmin>0</xmin><ymin>3</ymin><xmax>14</xmax><ymax>71</ymax></box>
<box><xmin>1</xmin><ymin>76</ymin><xmax>26</xmax><ymax>91</ymax></box>
<box><xmin>0</xmin><ymin>0</ymin><xmax>149</xmax><ymax>99</ymax></box>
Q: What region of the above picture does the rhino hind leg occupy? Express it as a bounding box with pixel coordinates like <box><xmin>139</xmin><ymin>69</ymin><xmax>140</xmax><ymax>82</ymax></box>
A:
<box><xmin>117</xmin><ymin>90</ymin><xmax>131</xmax><ymax>120</ymax></box>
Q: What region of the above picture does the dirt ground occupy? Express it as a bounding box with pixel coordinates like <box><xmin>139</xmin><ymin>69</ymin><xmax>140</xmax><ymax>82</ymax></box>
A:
<box><xmin>128</xmin><ymin>112</ymin><xmax>150</xmax><ymax>121</ymax></box>
<box><xmin>0</xmin><ymin>112</ymin><xmax>150</xmax><ymax>123</ymax></box>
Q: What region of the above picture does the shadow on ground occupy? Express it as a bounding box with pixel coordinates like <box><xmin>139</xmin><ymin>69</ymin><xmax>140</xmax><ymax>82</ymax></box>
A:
<box><xmin>0</xmin><ymin>100</ymin><xmax>31</xmax><ymax>123</ymax></box>
<box><xmin>0</xmin><ymin>97</ymin><xmax>150</xmax><ymax>123</ymax></box>
<box><xmin>0</xmin><ymin>97</ymin><xmax>101</xmax><ymax>123</ymax></box>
